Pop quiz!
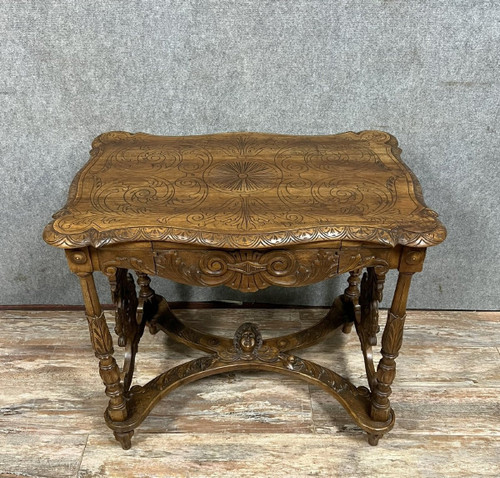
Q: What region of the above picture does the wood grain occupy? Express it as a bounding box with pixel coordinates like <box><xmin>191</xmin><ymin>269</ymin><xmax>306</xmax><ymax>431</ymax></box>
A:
<box><xmin>40</xmin><ymin>130</ymin><xmax>449</xmax><ymax>447</ymax></box>
<box><xmin>0</xmin><ymin>309</ymin><xmax>498</xmax><ymax>477</ymax></box>
<box><xmin>42</xmin><ymin>131</ymin><xmax>446</xmax><ymax>249</ymax></box>
<box><xmin>78</xmin><ymin>434</ymin><xmax>499</xmax><ymax>478</ymax></box>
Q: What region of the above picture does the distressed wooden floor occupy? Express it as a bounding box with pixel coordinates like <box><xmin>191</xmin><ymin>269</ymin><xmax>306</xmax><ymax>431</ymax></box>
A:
<box><xmin>0</xmin><ymin>308</ymin><xmax>498</xmax><ymax>477</ymax></box>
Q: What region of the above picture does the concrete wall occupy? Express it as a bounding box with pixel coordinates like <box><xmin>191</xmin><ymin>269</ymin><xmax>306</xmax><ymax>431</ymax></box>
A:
<box><xmin>1</xmin><ymin>1</ymin><xmax>499</xmax><ymax>309</ymax></box>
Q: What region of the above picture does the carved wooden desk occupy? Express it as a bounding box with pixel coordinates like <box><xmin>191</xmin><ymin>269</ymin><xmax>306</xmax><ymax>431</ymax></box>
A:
<box><xmin>43</xmin><ymin>131</ymin><xmax>446</xmax><ymax>449</ymax></box>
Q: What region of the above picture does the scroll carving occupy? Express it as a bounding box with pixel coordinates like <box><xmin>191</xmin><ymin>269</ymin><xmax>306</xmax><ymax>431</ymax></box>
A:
<box><xmin>360</xmin><ymin>266</ymin><xmax>386</xmax><ymax>346</ymax></box>
<box><xmin>48</xmin><ymin>131</ymin><xmax>446</xmax><ymax>450</ymax></box>
<box><xmin>104</xmin><ymin>267</ymin><xmax>152</xmax><ymax>393</ymax></box>
<box><xmin>43</xmin><ymin>131</ymin><xmax>447</xmax><ymax>250</ymax></box>
<box><xmin>150</xmin><ymin>356</ymin><xmax>217</xmax><ymax>393</ymax></box>
<box><xmin>154</xmin><ymin>248</ymin><xmax>339</xmax><ymax>292</ymax></box>
<box><xmin>142</xmin><ymin>312</ymin><xmax>360</xmax><ymax>401</ymax></box>
<box><xmin>337</xmin><ymin>249</ymin><xmax>394</xmax><ymax>276</ymax></box>
<box><xmin>101</xmin><ymin>256</ymin><xmax>155</xmax><ymax>276</ymax></box>
<box><xmin>107</xmin><ymin>268</ymin><xmax>138</xmax><ymax>347</ymax></box>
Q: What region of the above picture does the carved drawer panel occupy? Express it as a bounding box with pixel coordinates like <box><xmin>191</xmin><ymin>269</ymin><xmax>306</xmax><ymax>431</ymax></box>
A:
<box><xmin>152</xmin><ymin>248</ymin><xmax>341</xmax><ymax>292</ymax></box>
<box><xmin>89</xmin><ymin>244</ymin><xmax>404</xmax><ymax>293</ymax></box>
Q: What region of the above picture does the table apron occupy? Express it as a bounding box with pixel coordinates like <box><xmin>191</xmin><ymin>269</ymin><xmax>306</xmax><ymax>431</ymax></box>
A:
<box><xmin>66</xmin><ymin>245</ymin><xmax>409</xmax><ymax>292</ymax></box>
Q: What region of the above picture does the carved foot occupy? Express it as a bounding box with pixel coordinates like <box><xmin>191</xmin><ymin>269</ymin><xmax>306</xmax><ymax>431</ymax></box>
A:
<box><xmin>114</xmin><ymin>430</ymin><xmax>134</xmax><ymax>450</ymax></box>
<box><xmin>368</xmin><ymin>433</ymin><xmax>382</xmax><ymax>446</ymax></box>
<box><xmin>342</xmin><ymin>321</ymin><xmax>354</xmax><ymax>334</ymax></box>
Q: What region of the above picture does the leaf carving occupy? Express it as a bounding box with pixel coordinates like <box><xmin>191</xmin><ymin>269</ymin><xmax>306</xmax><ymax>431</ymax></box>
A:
<box><xmin>381</xmin><ymin>312</ymin><xmax>406</xmax><ymax>356</ymax></box>
<box><xmin>87</xmin><ymin>313</ymin><xmax>113</xmax><ymax>356</ymax></box>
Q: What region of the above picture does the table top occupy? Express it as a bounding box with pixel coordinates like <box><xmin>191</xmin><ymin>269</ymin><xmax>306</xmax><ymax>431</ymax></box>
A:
<box><xmin>43</xmin><ymin>131</ymin><xmax>446</xmax><ymax>250</ymax></box>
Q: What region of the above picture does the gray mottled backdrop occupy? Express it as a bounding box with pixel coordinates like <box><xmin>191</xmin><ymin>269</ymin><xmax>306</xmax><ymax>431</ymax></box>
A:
<box><xmin>1</xmin><ymin>1</ymin><xmax>499</xmax><ymax>309</ymax></box>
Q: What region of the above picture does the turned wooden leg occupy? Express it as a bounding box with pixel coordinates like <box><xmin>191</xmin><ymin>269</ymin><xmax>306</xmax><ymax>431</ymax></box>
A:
<box><xmin>342</xmin><ymin>268</ymin><xmax>362</xmax><ymax>333</ymax></box>
<box><xmin>137</xmin><ymin>271</ymin><xmax>156</xmax><ymax>303</ymax></box>
<box><xmin>357</xmin><ymin>266</ymin><xmax>388</xmax><ymax>392</ymax></box>
<box><xmin>370</xmin><ymin>271</ymin><xmax>413</xmax><ymax>423</ymax></box>
<box><xmin>78</xmin><ymin>272</ymin><xmax>129</xmax><ymax>426</ymax></box>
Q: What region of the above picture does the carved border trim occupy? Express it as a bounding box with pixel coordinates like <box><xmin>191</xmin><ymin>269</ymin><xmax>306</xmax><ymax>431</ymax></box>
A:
<box><xmin>43</xmin><ymin>220</ymin><xmax>446</xmax><ymax>250</ymax></box>
<box><xmin>44</xmin><ymin>130</ymin><xmax>446</xmax><ymax>250</ymax></box>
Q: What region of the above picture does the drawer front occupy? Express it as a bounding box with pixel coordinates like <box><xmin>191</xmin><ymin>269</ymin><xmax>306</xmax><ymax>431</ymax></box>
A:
<box><xmin>87</xmin><ymin>243</ymin><xmax>401</xmax><ymax>292</ymax></box>
<box><xmin>152</xmin><ymin>248</ymin><xmax>341</xmax><ymax>292</ymax></box>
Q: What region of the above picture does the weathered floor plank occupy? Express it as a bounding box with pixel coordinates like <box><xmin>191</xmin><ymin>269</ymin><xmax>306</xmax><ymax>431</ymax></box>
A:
<box><xmin>0</xmin><ymin>432</ymin><xmax>87</xmax><ymax>478</ymax></box>
<box><xmin>78</xmin><ymin>433</ymin><xmax>500</xmax><ymax>478</ymax></box>
<box><xmin>0</xmin><ymin>309</ymin><xmax>499</xmax><ymax>477</ymax></box>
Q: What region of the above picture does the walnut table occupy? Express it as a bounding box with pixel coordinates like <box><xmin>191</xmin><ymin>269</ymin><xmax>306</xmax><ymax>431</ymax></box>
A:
<box><xmin>43</xmin><ymin>131</ymin><xmax>446</xmax><ymax>449</ymax></box>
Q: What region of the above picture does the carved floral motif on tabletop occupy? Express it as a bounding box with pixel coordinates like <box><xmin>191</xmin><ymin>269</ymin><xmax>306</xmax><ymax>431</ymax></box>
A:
<box><xmin>44</xmin><ymin>131</ymin><xmax>447</xmax><ymax>249</ymax></box>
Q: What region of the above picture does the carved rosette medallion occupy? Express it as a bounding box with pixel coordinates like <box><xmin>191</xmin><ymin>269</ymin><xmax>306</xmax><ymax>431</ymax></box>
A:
<box><xmin>43</xmin><ymin>131</ymin><xmax>446</xmax><ymax>250</ymax></box>
<box><xmin>205</xmin><ymin>160</ymin><xmax>281</xmax><ymax>194</ymax></box>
